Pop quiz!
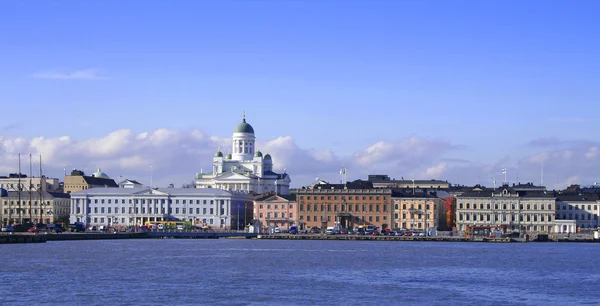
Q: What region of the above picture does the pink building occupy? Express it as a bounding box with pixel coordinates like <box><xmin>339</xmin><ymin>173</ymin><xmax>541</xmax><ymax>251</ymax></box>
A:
<box><xmin>254</xmin><ymin>194</ymin><xmax>297</xmax><ymax>230</ymax></box>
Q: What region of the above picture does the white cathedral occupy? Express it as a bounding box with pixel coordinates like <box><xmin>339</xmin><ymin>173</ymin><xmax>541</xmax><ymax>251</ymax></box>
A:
<box><xmin>195</xmin><ymin>113</ymin><xmax>291</xmax><ymax>195</ymax></box>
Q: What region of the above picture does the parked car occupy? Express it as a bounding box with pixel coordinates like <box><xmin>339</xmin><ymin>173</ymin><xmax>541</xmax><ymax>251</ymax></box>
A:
<box><xmin>27</xmin><ymin>227</ymin><xmax>38</xmax><ymax>233</ymax></box>
<box><xmin>310</xmin><ymin>226</ymin><xmax>321</xmax><ymax>234</ymax></box>
<box><xmin>274</xmin><ymin>227</ymin><xmax>281</xmax><ymax>233</ymax></box>
<box><xmin>289</xmin><ymin>226</ymin><xmax>298</xmax><ymax>234</ymax></box>
<box><xmin>1</xmin><ymin>225</ymin><xmax>14</xmax><ymax>232</ymax></box>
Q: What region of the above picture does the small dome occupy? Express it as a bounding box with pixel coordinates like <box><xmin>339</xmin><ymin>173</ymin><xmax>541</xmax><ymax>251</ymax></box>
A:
<box><xmin>264</xmin><ymin>153</ymin><xmax>272</xmax><ymax>160</ymax></box>
<box><xmin>225</xmin><ymin>152</ymin><xmax>232</xmax><ymax>159</ymax></box>
<box><xmin>234</xmin><ymin>113</ymin><xmax>255</xmax><ymax>134</ymax></box>
<box><xmin>214</xmin><ymin>151</ymin><xmax>223</xmax><ymax>157</ymax></box>
<box><xmin>91</xmin><ymin>168</ymin><xmax>109</xmax><ymax>179</ymax></box>
<box><xmin>254</xmin><ymin>150</ymin><xmax>263</xmax><ymax>157</ymax></box>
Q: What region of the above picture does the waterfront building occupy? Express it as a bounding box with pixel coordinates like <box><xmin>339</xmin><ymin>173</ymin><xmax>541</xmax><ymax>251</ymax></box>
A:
<box><xmin>64</xmin><ymin>169</ymin><xmax>118</xmax><ymax>194</ymax></box>
<box><xmin>367</xmin><ymin>174</ymin><xmax>450</xmax><ymax>192</ymax></box>
<box><xmin>195</xmin><ymin>113</ymin><xmax>291</xmax><ymax>195</ymax></box>
<box><xmin>253</xmin><ymin>193</ymin><xmax>297</xmax><ymax>231</ymax></box>
<box><xmin>455</xmin><ymin>185</ymin><xmax>556</xmax><ymax>234</ymax></box>
<box><xmin>0</xmin><ymin>173</ymin><xmax>60</xmax><ymax>192</ymax></box>
<box><xmin>554</xmin><ymin>194</ymin><xmax>600</xmax><ymax>231</ymax></box>
<box><xmin>296</xmin><ymin>180</ymin><xmax>392</xmax><ymax>230</ymax></box>
<box><xmin>69</xmin><ymin>187</ymin><xmax>253</xmax><ymax>230</ymax></box>
<box><xmin>0</xmin><ymin>188</ymin><xmax>70</xmax><ymax>225</ymax></box>
<box><xmin>392</xmin><ymin>192</ymin><xmax>444</xmax><ymax>233</ymax></box>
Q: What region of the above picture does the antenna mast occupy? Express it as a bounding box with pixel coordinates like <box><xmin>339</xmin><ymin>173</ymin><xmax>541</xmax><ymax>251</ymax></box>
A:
<box><xmin>150</xmin><ymin>162</ymin><xmax>153</xmax><ymax>188</ymax></box>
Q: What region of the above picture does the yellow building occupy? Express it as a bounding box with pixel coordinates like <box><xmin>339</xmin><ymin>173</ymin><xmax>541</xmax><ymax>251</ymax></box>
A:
<box><xmin>64</xmin><ymin>169</ymin><xmax>117</xmax><ymax>194</ymax></box>
<box><xmin>1</xmin><ymin>190</ymin><xmax>70</xmax><ymax>225</ymax></box>
<box><xmin>392</xmin><ymin>193</ymin><xmax>444</xmax><ymax>233</ymax></box>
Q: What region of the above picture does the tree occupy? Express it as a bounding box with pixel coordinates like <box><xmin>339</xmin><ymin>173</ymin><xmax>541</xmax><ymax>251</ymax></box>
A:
<box><xmin>181</xmin><ymin>180</ymin><xmax>196</xmax><ymax>188</ymax></box>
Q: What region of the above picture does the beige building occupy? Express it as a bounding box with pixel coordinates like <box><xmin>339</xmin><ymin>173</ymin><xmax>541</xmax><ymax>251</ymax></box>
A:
<box><xmin>1</xmin><ymin>190</ymin><xmax>70</xmax><ymax>225</ymax></box>
<box><xmin>64</xmin><ymin>169</ymin><xmax>117</xmax><ymax>194</ymax></box>
<box><xmin>253</xmin><ymin>193</ymin><xmax>297</xmax><ymax>231</ymax></box>
<box><xmin>392</xmin><ymin>193</ymin><xmax>444</xmax><ymax>233</ymax></box>
<box><xmin>456</xmin><ymin>185</ymin><xmax>556</xmax><ymax>234</ymax></box>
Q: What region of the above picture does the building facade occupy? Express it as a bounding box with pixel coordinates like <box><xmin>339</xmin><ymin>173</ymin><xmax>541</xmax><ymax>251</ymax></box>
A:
<box><xmin>253</xmin><ymin>194</ymin><xmax>297</xmax><ymax>231</ymax></box>
<box><xmin>64</xmin><ymin>169</ymin><xmax>118</xmax><ymax>194</ymax></box>
<box><xmin>456</xmin><ymin>186</ymin><xmax>556</xmax><ymax>234</ymax></box>
<box><xmin>195</xmin><ymin>113</ymin><xmax>291</xmax><ymax>195</ymax></box>
<box><xmin>296</xmin><ymin>181</ymin><xmax>392</xmax><ymax>230</ymax></box>
<box><xmin>392</xmin><ymin>193</ymin><xmax>444</xmax><ymax>233</ymax></box>
<box><xmin>1</xmin><ymin>189</ymin><xmax>70</xmax><ymax>225</ymax></box>
<box><xmin>69</xmin><ymin>187</ymin><xmax>253</xmax><ymax>230</ymax></box>
<box><xmin>0</xmin><ymin>174</ymin><xmax>60</xmax><ymax>192</ymax></box>
<box><xmin>555</xmin><ymin>194</ymin><xmax>600</xmax><ymax>231</ymax></box>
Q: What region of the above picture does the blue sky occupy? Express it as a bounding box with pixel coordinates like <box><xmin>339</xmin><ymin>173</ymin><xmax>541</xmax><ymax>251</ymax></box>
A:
<box><xmin>1</xmin><ymin>1</ymin><xmax>599</xmax><ymax>188</ymax></box>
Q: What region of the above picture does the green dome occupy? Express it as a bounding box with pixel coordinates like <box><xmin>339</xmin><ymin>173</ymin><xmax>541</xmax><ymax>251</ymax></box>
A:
<box><xmin>254</xmin><ymin>150</ymin><xmax>263</xmax><ymax>157</ymax></box>
<box><xmin>214</xmin><ymin>151</ymin><xmax>223</xmax><ymax>157</ymax></box>
<box><xmin>234</xmin><ymin>113</ymin><xmax>255</xmax><ymax>134</ymax></box>
<box><xmin>264</xmin><ymin>153</ymin><xmax>272</xmax><ymax>160</ymax></box>
<box><xmin>225</xmin><ymin>152</ymin><xmax>232</xmax><ymax>159</ymax></box>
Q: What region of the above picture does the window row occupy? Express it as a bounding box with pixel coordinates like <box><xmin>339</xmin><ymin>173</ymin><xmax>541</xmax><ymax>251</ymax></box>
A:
<box><xmin>299</xmin><ymin>204</ymin><xmax>387</xmax><ymax>213</ymax></box>
<box><xmin>557</xmin><ymin>204</ymin><xmax>599</xmax><ymax>211</ymax></box>
<box><xmin>76</xmin><ymin>207</ymin><xmax>223</xmax><ymax>215</ymax></box>
<box><xmin>299</xmin><ymin>215</ymin><xmax>386</xmax><ymax>223</ymax></box>
<box><xmin>259</xmin><ymin>212</ymin><xmax>293</xmax><ymax>219</ymax></box>
<box><xmin>458</xmin><ymin>213</ymin><xmax>553</xmax><ymax>222</ymax></box>
<box><xmin>394</xmin><ymin>203</ymin><xmax>433</xmax><ymax>210</ymax></box>
<box><xmin>459</xmin><ymin>203</ymin><xmax>552</xmax><ymax>211</ymax></box>
<box><xmin>76</xmin><ymin>198</ymin><xmax>223</xmax><ymax>205</ymax></box>
<box><xmin>299</xmin><ymin>195</ymin><xmax>387</xmax><ymax>201</ymax></box>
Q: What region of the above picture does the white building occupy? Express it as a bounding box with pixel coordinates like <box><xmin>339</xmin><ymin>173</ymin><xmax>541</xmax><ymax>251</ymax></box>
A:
<box><xmin>0</xmin><ymin>175</ymin><xmax>60</xmax><ymax>192</ymax></box>
<box><xmin>195</xmin><ymin>113</ymin><xmax>291</xmax><ymax>195</ymax></box>
<box><xmin>69</xmin><ymin>187</ymin><xmax>253</xmax><ymax>230</ymax></box>
<box><xmin>456</xmin><ymin>186</ymin><xmax>556</xmax><ymax>234</ymax></box>
<box><xmin>555</xmin><ymin>194</ymin><xmax>600</xmax><ymax>231</ymax></box>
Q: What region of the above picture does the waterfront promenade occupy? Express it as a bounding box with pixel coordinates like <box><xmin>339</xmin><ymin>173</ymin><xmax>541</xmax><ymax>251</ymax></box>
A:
<box><xmin>1</xmin><ymin>231</ymin><xmax>597</xmax><ymax>244</ymax></box>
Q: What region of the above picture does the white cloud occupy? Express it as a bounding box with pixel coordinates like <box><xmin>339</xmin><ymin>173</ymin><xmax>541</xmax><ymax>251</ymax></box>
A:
<box><xmin>423</xmin><ymin>162</ymin><xmax>447</xmax><ymax>179</ymax></box>
<box><xmin>31</xmin><ymin>69</ymin><xmax>105</xmax><ymax>80</ymax></box>
<box><xmin>0</xmin><ymin>131</ymin><xmax>598</xmax><ymax>191</ymax></box>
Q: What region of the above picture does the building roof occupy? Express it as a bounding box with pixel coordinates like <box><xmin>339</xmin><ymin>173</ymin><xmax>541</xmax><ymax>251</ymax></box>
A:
<box><xmin>2</xmin><ymin>191</ymin><xmax>70</xmax><ymax>199</ymax></box>
<box><xmin>458</xmin><ymin>188</ymin><xmax>556</xmax><ymax>199</ymax></box>
<box><xmin>555</xmin><ymin>194</ymin><xmax>600</xmax><ymax>202</ymax></box>
<box><xmin>91</xmin><ymin>169</ymin><xmax>110</xmax><ymax>179</ymax></box>
<box><xmin>234</xmin><ymin>116</ymin><xmax>255</xmax><ymax>134</ymax></box>
<box><xmin>255</xmin><ymin>194</ymin><xmax>297</xmax><ymax>202</ymax></box>
<box><xmin>391</xmin><ymin>190</ymin><xmax>437</xmax><ymax>198</ymax></box>
<box><xmin>118</xmin><ymin>179</ymin><xmax>142</xmax><ymax>185</ymax></box>
<box><xmin>82</xmin><ymin>176</ymin><xmax>118</xmax><ymax>187</ymax></box>
<box><xmin>310</xmin><ymin>179</ymin><xmax>374</xmax><ymax>190</ymax></box>
<box><xmin>367</xmin><ymin>175</ymin><xmax>448</xmax><ymax>186</ymax></box>
<box><xmin>263</xmin><ymin>170</ymin><xmax>288</xmax><ymax>180</ymax></box>
<box><xmin>71</xmin><ymin>187</ymin><xmax>235</xmax><ymax>197</ymax></box>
